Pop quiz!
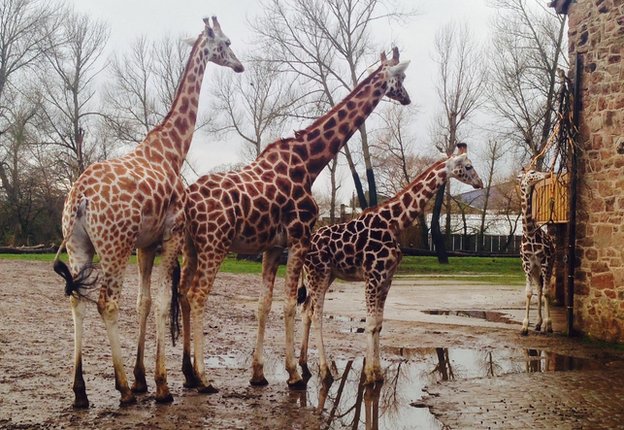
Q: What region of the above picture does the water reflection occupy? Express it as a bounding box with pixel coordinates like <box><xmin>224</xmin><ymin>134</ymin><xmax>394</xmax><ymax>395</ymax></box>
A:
<box><xmin>202</xmin><ymin>347</ymin><xmax>609</xmax><ymax>430</ymax></box>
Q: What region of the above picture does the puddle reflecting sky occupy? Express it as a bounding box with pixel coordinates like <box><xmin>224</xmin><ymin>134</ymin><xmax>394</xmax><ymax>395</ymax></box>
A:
<box><xmin>204</xmin><ymin>347</ymin><xmax>609</xmax><ymax>430</ymax></box>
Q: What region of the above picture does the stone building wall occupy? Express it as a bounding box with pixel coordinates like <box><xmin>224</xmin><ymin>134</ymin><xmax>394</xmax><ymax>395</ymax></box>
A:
<box><xmin>567</xmin><ymin>0</ymin><xmax>624</xmax><ymax>342</ymax></box>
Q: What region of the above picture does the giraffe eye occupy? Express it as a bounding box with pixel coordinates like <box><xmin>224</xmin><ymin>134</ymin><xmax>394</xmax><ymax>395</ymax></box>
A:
<box><xmin>465</xmin><ymin>165</ymin><xmax>473</xmax><ymax>170</ymax></box>
<box><xmin>225</xmin><ymin>40</ymin><xmax>231</xmax><ymax>46</ymax></box>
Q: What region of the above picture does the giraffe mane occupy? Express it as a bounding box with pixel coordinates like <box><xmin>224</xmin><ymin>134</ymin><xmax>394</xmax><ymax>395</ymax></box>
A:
<box><xmin>258</xmin><ymin>64</ymin><xmax>385</xmax><ymax>159</ymax></box>
<box><xmin>146</xmin><ymin>32</ymin><xmax>203</xmax><ymax>140</ymax></box>
<box><xmin>361</xmin><ymin>159</ymin><xmax>446</xmax><ymax>215</ymax></box>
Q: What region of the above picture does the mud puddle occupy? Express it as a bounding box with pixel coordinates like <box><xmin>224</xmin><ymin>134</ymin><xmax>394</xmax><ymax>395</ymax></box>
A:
<box><xmin>208</xmin><ymin>346</ymin><xmax>614</xmax><ymax>430</ymax></box>
<box><xmin>422</xmin><ymin>309</ymin><xmax>516</xmax><ymax>324</ymax></box>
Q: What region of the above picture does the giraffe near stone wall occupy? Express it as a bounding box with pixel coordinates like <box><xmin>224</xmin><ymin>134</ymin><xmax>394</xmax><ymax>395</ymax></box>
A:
<box><xmin>517</xmin><ymin>168</ymin><xmax>555</xmax><ymax>335</ymax></box>
<box><xmin>52</xmin><ymin>17</ymin><xmax>243</xmax><ymax>408</ymax></box>
<box><xmin>179</xmin><ymin>48</ymin><xmax>411</xmax><ymax>393</ymax></box>
<box><xmin>298</xmin><ymin>144</ymin><xmax>484</xmax><ymax>385</ymax></box>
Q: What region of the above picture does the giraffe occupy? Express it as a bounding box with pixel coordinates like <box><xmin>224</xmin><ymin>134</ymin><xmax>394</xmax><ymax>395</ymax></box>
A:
<box><xmin>298</xmin><ymin>144</ymin><xmax>484</xmax><ymax>384</ymax></box>
<box><xmin>517</xmin><ymin>168</ymin><xmax>555</xmax><ymax>335</ymax></box>
<box><xmin>52</xmin><ymin>17</ymin><xmax>243</xmax><ymax>408</ymax></box>
<box><xmin>179</xmin><ymin>48</ymin><xmax>411</xmax><ymax>393</ymax></box>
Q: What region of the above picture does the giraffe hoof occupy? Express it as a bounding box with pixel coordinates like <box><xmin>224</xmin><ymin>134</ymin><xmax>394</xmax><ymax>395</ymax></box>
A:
<box><xmin>321</xmin><ymin>373</ymin><xmax>334</xmax><ymax>386</ymax></box>
<box><xmin>155</xmin><ymin>393</ymin><xmax>174</xmax><ymax>404</ymax></box>
<box><xmin>250</xmin><ymin>377</ymin><xmax>269</xmax><ymax>387</ymax></box>
<box><xmin>520</xmin><ymin>328</ymin><xmax>528</xmax><ymax>336</ymax></box>
<box><xmin>197</xmin><ymin>384</ymin><xmax>219</xmax><ymax>394</ymax></box>
<box><xmin>119</xmin><ymin>393</ymin><xmax>137</xmax><ymax>406</ymax></box>
<box><xmin>183</xmin><ymin>378</ymin><xmax>201</xmax><ymax>389</ymax></box>
<box><xmin>535</xmin><ymin>324</ymin><xmax>542</xmax><ymax>332</ymax></box>
<box><xmin>287</xmin><ymin>379</ymin><xmax>307</xmax><ymax>391</ymax></box>
<box><xmin>131</xmin><ymin>381</ymin><xmax>148</xmax><ymax>394</ymax></box>
<box><xmin>72</xmin><ymin>397</ymin><xmax>90</xmax><ymax>409</ymax></box>
<box><xmin>300</xmin><ymin>363</ymin><xmax>312</xmax><ymax>381</ymax></box>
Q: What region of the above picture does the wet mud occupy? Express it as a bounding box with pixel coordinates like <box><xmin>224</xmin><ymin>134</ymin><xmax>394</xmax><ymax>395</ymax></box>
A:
<box><xmin>1</xmin><ymin>261</ymin><xmax>623</xmax><ymax>429</ymax></box>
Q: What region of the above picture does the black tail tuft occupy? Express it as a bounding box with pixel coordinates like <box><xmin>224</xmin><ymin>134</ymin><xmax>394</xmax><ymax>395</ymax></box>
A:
<box><xmin>170</xmin><ymin>259</ymin><xmax>181</xmax><ymax>346</ymax></box>
<box><xmin>297</xmin><ymin>286</ymin><xmax>307</xmax><ymax>305</ymax></box>
<box><xmin>53</xmin><ymin>260</ymin><xmax>97</xmax><ymax>297</ymax></box>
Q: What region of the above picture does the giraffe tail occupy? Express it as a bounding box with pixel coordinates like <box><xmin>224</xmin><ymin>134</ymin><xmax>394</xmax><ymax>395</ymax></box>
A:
<box><xmin>53</xmin><ymin>255</ymin><xmax>98</xmax><ymax>298</ymax></box>
<box><xmin>170</xmin><ymin>259</ymin><xmax>181</xmax><ymax>346</ymax></box>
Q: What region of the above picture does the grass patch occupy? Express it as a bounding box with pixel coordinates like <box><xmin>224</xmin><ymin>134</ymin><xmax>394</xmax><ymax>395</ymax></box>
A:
<box><xmin>0</xmin><ymin>252</ymin><xmax>521</xmax><ymax>283</ymax></box>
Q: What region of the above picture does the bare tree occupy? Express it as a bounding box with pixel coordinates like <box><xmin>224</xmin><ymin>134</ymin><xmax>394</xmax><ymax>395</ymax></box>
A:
<box><xmin>372</xmin><ymin>103</ymin><xmax>433</xmax><ymax>246</ymax></box>
<box><xmin>103</xmin><ymin>34</ymin><xmax>191</xmax><ymax>145</ymax></box>
<box><xmin>477</xmin><ymin>138</ymin><xmax>506</xmax><ymax>250</ymax></box>
<box><xmin>254</xmin><ymin>0</ymin><xmax>414</xmax><ymax>209</ymax></box>
<box><xmin>207</xmin><ymin>57</ymin><xmax>302</xmax><ymax>162</ymax></box>
<box><xmin>430</xmin><ymin>22</ymin><xmax>487</xmax><ymax>263</ymax></box>
<box><xmin>488</xmin><ymin>0</ymin><xmax>567</xmax><ymax>168</ymax></box>
<box><xmin>37</xmin><ymin>9</ymin><xmax>109</xmax><ymax>181</ymax></box>
<box><xmin>0</xmin><ymin>0</ymin><xmax>59</xmax><ymax>129</ymax></box>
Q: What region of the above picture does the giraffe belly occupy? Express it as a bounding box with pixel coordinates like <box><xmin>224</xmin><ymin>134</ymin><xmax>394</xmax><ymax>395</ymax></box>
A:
<box><xmin>230</xmin><ymin>229</ymin><xmax>288</xmax><ymax>254</ymax></box>
<box><xmin>332</xmin><ymin>267</ymin><xmax>365</xmax><ymax>282</ymax></box>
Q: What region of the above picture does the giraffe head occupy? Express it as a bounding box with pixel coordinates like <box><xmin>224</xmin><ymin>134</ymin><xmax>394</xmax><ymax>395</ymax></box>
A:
<box><xmin>379</xmin><ymin>47</ymin><xmax>411</xmax><ymax>105</ymax></box>
<box><xmin>202</xmin><ymin>16</ymin><xmax>244</xmax><ymax>73</ymax></box>
<box><xmin>447</xmin><ymin>143</ymin><xmax>483</xmax><ymax>189</ymax></box>
<box><xmin>517</xmin><ymin>168</ymin><xmax>550</xmax><ymax>191</ymax></box>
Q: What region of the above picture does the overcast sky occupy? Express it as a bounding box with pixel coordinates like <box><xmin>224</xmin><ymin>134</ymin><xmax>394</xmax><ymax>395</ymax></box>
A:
<box><xmin>69</xmin><ymin>0</ymin><xmax>496</xmax><ymax>201</ymax></box>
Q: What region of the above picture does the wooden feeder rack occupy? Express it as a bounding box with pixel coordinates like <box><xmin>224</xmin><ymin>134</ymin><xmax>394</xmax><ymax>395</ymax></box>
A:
<box><xmin>532</xmin><ymin>173</ymin><xmax>569</xmax><ymax>224</ymax></box>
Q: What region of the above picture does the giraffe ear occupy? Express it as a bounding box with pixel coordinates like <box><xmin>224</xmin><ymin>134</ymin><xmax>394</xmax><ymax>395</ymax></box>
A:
<box><xmin>388</xmin><ymin>60</ymin><xmax>410</xmax><ymax>76</ymax></box>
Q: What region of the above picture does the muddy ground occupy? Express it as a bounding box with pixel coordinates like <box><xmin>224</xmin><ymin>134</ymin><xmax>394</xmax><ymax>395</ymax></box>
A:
<box><xmin>1</xmin><ymin>260</ymin><xmax>623</xmax><ymax>429</ymax></box>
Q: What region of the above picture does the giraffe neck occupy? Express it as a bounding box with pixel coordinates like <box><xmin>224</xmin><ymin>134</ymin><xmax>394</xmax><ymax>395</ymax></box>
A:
<box><xmin>373</xmin><ymin>160</ymin><xmax>448</xmax><ymax>232</ymax></box>
<box><xmin>521</xmin><ymin>186</ymin><xmax>537</xmax><ymax>235</ymax></box>
<box><xmin>256</xmin><ymin>66</ymin><xmax>389</xmax><ymax>183</ymax></box>
<box><xmin>142</xmin><ymin>34</ymin><xmax>208</xmax><ymax>173</ymax></box>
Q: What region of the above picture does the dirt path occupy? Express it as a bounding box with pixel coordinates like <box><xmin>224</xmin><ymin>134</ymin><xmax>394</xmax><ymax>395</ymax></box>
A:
<box><xmin>1</xmin><ymin>260</ymin><xmax>622</xmax><ymax>429</ymax></box>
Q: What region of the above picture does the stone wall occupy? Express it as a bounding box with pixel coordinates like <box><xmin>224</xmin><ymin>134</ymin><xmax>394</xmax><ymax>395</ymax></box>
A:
<box><xmin>567</xmin><ymin>0</ymin><xmax>624</xmax><ymax>342</ymax></box>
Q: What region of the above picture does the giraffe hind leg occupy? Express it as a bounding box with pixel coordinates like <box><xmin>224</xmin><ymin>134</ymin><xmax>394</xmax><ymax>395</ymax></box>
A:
<box><xmin>132</xmin><ymin>246</ymin><xmax>157</xmax><ymax>394</ymax></box>
<box><xmin>60</xmin><ymin>229</ymin><xmax>95</xmax><ymax>408</ymax></box>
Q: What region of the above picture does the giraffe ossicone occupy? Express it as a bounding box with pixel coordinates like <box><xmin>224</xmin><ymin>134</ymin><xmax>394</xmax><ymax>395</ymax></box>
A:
<box><xmin>52</xmin><ymin>17</ymin><xmax>243</xmax><ymax>408</ymax></box>
<box><xmin>179</xmin><ymin>48</ymin><xmax>411</xmax><ymax>393</ymax></box>
<box><xmin>298</xmin><ymin>144</ymin><xmax>483</xmax><ymax>385</ymax></box>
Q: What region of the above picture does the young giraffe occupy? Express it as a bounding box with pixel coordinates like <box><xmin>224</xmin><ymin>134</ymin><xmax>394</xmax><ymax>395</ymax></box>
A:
<box><xmin>52</xmin><ymin>17</ymin><xmax>243</xmax><ymax>408</ymax></box>
<box><xmin>298</xmin><ymin>144</ymin><xmax>484</xmax><ymax>384</ymax></box>
<box><xmin>180</xmin><ymin>48</ymin><xmax>411</xmax><ymax>392</ymax></box>
<box><xmin>517</xmin><ymin>168</ymin><xmax>555</xmax><ymax>335</ymax></box>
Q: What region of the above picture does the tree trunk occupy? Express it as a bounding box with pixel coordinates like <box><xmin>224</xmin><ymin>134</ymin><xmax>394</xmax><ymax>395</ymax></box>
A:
<box><xmin>359</xmin><ymin>123</ymin><xmax>376</xmax><ymax>207</ymax></box>
<box><xmin>431</xmin><ymin>184</ymin><xmax>449</xmax><ymax>264</ymax></box>
<box><xmin>342</xmin><ymin>144</ymin><xmax>368</xmax><ymax>209</ymax></box>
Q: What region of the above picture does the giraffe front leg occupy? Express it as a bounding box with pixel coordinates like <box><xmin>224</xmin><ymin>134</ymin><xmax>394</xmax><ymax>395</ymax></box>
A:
<box><xmin>364</xmin><ymin>313</ymin><xmax>385</xmax><ymax>384</ymax></box>
<box><xmin>283</xmin><ymin>243</ymin><xmax>308</xmax><ymax>390</ymax></box>
<box><xmin>152</xmin><ymin>228</ymin><xmax>184</xmax><ymax>403</ymax></box>
<box><xmin>188</xmin><ymin>253</ymin><xmax>224</xmax><ymax>394</ymax></box>
<box><xmin>542</xmin><ymin>273</ymin><xmax>553</xmax><ymax>333</ymax></box>
<box><xmin>521</xmin><ymin>278</ymin><xmax>532</xmax><ymax>336</ymax></box>
<box><xmin>250</xmin><ymin>248</ymin><xmax>282</xmax><ymax>386</ymax></box>
<box><xmin>535</xmin><ymin>281</ymin><xmax>543</xmax><ymax>332</ymax></box>
<box><xmin>180</xmin><ymin>237</ymin><xmax>199</xmax><ymax>388</ymax></box>
<box><xmin>298</xmin><ymin>297</ymin><xmax>313</xmax><ymax>381</ymax></box>
<box><xmin>311</xmin><ymin>288</ymin><xmax>333</xmax><ymax>385</ymax></box>
<box><xmin>70</xmin><ymin>295</ymin><xmax>89</xmax><ymax>408</ymax></box>
<box><xmin>132</xmin><ymin>246</ymin><xmax>156</xmax><ymax>394</ymax></box>
<box><xmin>365</xmin><ymin>278</ymin><xmax>391</xmax><ymax>385</ymax></box>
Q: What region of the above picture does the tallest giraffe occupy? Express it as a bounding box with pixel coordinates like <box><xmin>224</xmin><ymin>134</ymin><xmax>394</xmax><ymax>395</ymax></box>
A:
<box><xmin>180</xmin><ymin>48</ymin><xmax>411</xmax><ymax>392</ymax></box>
<box><xmin>53</xmin><ymin>17</ymin><xmax>243</xmax><ymax>408</ymax></box>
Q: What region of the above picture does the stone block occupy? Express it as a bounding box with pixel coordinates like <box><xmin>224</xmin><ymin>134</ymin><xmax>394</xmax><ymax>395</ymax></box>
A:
<box><xmin>591</xmin><ymin>272</ymin><xmax>615</xmax><ymax>290</ymax></box>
